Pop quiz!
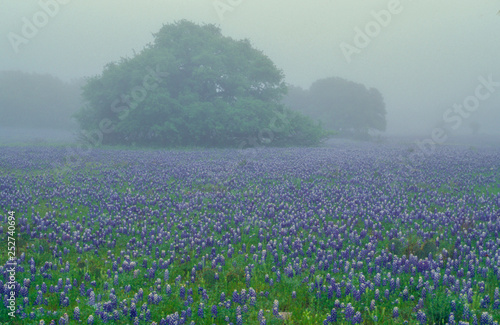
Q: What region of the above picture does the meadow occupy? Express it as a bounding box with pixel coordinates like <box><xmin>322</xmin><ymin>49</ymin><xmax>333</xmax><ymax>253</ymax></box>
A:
<box><xmin>0</xmin><ymin>143</ymin><xmax>499</xmax><ymax>324</ymax></box>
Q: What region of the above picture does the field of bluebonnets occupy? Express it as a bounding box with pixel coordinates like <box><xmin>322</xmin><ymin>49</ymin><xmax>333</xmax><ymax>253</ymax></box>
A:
<box><xmin>0</xmin><ymin>143</ymin><xmax>500</xmax><ymax>325</ymax></box>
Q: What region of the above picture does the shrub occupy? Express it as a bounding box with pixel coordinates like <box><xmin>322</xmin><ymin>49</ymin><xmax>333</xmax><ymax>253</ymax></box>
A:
<box><xmin>388</xmin><ymin>239</ymin><xmax>404</xmax><ymax>256</ymax></box>
<box><xmin>425</xmin><ymin>291</ymin><xmax>465</xmax><ymax>324</ymax></box>
<box><xmin>202</xmin><ymin>269</ymin><xmax>217</xmax><ymax>288</ymax></box>
<box><xmin>417</xmin><ymin>240</ymin><xmax>437</xmax><ymax>259</ymax></box>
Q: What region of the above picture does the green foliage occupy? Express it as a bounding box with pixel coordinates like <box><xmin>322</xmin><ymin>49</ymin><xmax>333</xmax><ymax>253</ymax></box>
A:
<box><xmin>417</xmin><ymin>239</ymin><xmax>437</xmax><ymax>259</ymax></box>
<box><xmin>76</xmin><ymin>20</ymin><xmax>327</xmax><ymax>147</ymax></box>
<box><xmin>388</xmin><ymin>239</ymin><xmax>404</xmax><ymax>256</ymax></box>
<box><xmin>425</xmin><ymin>292</ymin><xmax>465</xmax><ymax>324</ymax></box>
<box><xmin>202</xmin><ymin>269</ymin><xmax>217</xmax><ymax>288</ymax></box>
<box><xmin>283</xmin><ymin>77</ymin><xmax>387</xmax><ymax>139</ymax></box>
<box><xmin>225</xmin><ymin>267</ymin><xmax>245</xmax><ymax>285</ymax></box>
<box><xmin>399</xmin><ymin>235</ymin><xmax>438</xmax><ymax>259</ymax></box>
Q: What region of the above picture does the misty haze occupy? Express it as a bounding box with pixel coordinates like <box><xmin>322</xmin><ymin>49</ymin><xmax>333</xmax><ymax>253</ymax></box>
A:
<box><xmin>0</xmin><ymin>1</ymin><xmax>499</xmax><ymax>324</ymax></box>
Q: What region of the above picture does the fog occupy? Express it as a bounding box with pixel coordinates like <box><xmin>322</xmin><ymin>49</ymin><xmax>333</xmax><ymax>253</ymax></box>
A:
<box><xmin>1</xmin><ymin>0</ymin><xmax>499</xmax><ymax>139</ymax></box>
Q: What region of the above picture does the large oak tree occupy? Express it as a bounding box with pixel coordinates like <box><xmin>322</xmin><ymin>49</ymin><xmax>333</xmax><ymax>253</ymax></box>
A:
<box><xmin>76</xmin><ymin>20</ymin><xmax>326</xmax><ymax>147</ymax></box>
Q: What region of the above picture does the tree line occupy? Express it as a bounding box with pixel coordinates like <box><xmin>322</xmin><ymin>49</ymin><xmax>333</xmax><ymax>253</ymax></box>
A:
<box><xmin>1</xmin><ymin>20</ymin><xmax>387</xmax><ymax>146</ymax></box>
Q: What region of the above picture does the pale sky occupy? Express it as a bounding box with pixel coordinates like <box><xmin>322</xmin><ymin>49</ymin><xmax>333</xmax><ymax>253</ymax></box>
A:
<box><xmin>1</xmin><ymin>0</ymin><xmax>499</xmax><ymax>135</ymax></box>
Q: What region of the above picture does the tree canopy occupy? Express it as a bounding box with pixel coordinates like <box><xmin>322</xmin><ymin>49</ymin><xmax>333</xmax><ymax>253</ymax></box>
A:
<box><xmin>76</xmin><ymin>20</ymin><xmax>326</xmax><ymax>147</ymax></box>
<box><xmin>283</xmin><ymin>77</ymin><xmax>386</xmax><ymax>139</ymax></box>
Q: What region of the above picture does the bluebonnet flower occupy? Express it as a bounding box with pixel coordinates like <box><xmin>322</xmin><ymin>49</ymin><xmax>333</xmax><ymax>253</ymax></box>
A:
<box><xmin>353</xmin><ymin>289</ymin><xmax>361</xmax><ymax>301</ymax></box>
<box><xmin>272</xmin><ymin>300</ymin><xmax>280</xmax><ymax>318</ymax></box>
<box><xmin>344</xmin><ymin>303</ymin><xmax>355</xmax><ymax>322</ymax></box>
<box><xmin>472</xmin><ymin>314</ymin><xmax>478</xmax><ymax>325</ymax></box>
<box><xmin>101</xmin><ymin>311</ymin><xmax>109</xmax><ymax>323</ymax></box>
<box><xmin>249</xmin><ymin>296</ymin><xmax>256</xmax><ymax>306</ymax></box>
<box><xmin>130</xmin><ymin>303</ymin><xmax>137</xmax><ymax>319</ymax></box>
<box><xmin>393</xmin><ymin>307</ymin><xmax>399</xmax><ymax>318</ymax></box>
<box><xmin>448</xmin><ymin>313</ymin><xmax>455</xmax><ymax>325</ymax></box>
<box><xmin>89</xmin><ymin>291</ymin><xmax>95</xmax><ymax>305</ymax></box>
<box><xmin>479</xmin><ymin>282</ymin><xmax>486</xmax><ymax>294</ymax></box>
<box><xmin>353</xmin><ymin>311</ymin><xmax>362</xmax><ymax>324</ymax></box>
<box><xmin>390</xmin><ymin>278</ymin><xmax>396</xmax><ymax>292</ymax></box>
<box><xmin>198</xmin><ymin>302</ymin><xmax>204</xmax><ymax>318</ymax></box>
<box><xmin>481</xmin><ymin>295</ymin><xmax>490</xmax><ymax>308</ymax></box>
<box><xmin>416</xmin><ymin>310</ymin><xmax>426</xmax><ymax>325</ymax></box>
<box><xmin>327</xmin><ymin>286</ymin><xmax>333</xmax><ymax>299</ymax></box>
<box><xmin>256</xmin><ymin>309</ymin><xmax>264</xmax><ymax>322</ymax></box>
<box><xmin>73</xmin><ymin>307</ymin><xmax>80</xmax><ymax>321</ymax></box>
<box><xmin>480</xmin><ymin>312</ymin><xmax>490</xmax><ymax>325</ymax></box>
<box><xmin>402</xmin><ymin>287</ymin><xmax>409</xmax><ymax>301</ymax></box>
<box><xmin>330</xmin><ymin>308</ymin><xmax>337</xmax><ymax>322</ymax></box>
<box><xmin>463</xmin><ymin>303</ymin><xmax>470</xmax><ymax>320</ymax></box>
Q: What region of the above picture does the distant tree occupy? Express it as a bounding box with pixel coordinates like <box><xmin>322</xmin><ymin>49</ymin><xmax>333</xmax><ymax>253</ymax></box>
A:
<box><xmin>76</xmin><ymin>20</ymin><xmax>326</xmax><ymax>147</ymax></box>
<box><xmin>283</xmin><ymin>77</ymin><xmax>386</xmax><ymax>139</ymax></box>
<box><xmin>0</xmin><ymin>71</ymin><xmax>82</xmax><ymax>129</ymax></box>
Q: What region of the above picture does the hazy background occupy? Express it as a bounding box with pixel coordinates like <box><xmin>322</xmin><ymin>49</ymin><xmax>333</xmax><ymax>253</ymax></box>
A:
<box><xmin>1</xmin><ymin>0</ymin><xmax>499</xmax><ymax>138</ymax></box>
